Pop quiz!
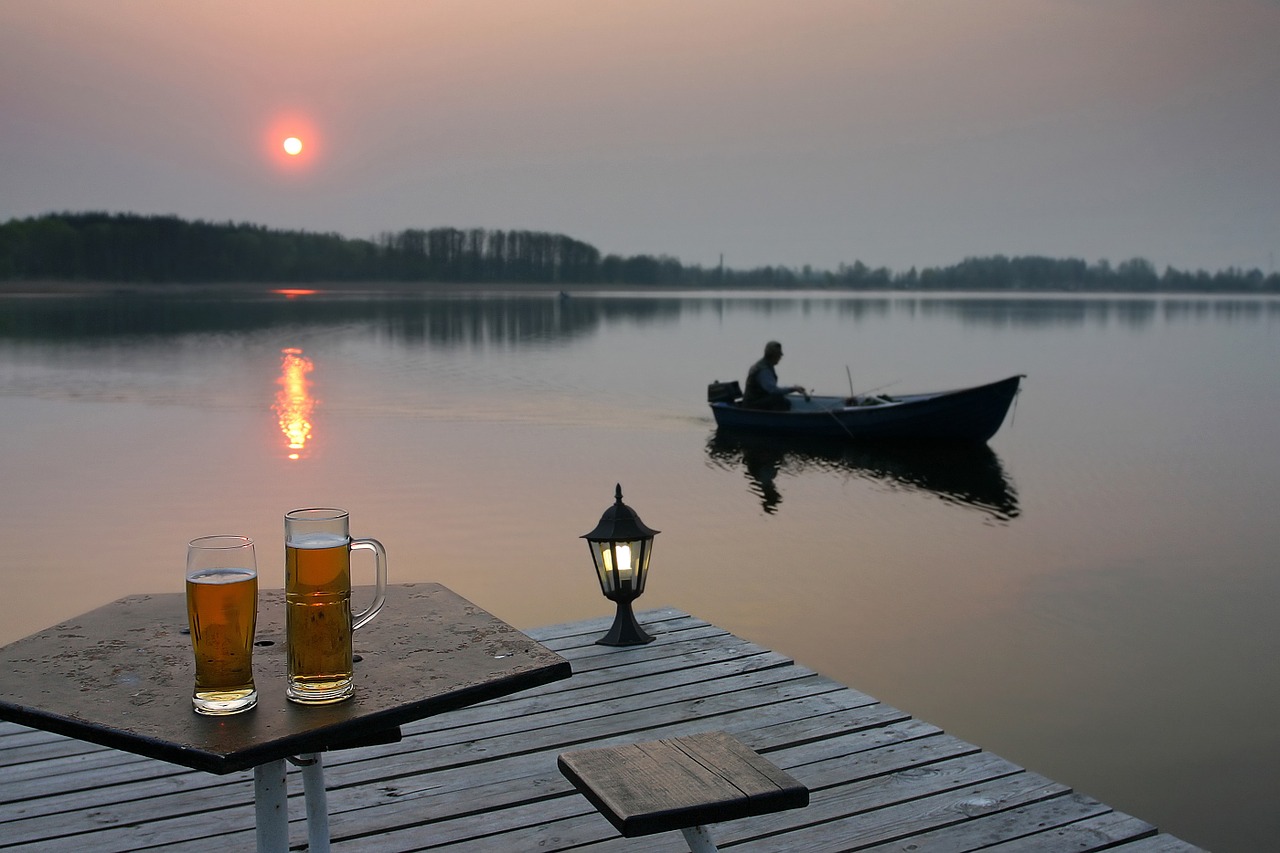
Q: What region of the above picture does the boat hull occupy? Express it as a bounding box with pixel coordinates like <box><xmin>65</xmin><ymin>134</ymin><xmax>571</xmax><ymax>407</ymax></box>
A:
<box><xmin>709</xmin><ymin>375</ymin><xmax>1023</xmax><ymax>443</ymax></box>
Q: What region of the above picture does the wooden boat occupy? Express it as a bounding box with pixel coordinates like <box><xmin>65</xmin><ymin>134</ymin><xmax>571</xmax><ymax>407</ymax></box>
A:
<box><xmin>707</xmin><ymin>374</ymin><xmax>1023</xmax><ymax>443</ymax></box>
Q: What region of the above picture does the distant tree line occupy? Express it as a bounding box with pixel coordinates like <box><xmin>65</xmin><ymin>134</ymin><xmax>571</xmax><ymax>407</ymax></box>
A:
<box><xmin>0</xmin><ymin>212</ymin><xmax>602</xmax><ymax>285</ymax></box>
<box><xmin>1</xmin><ymin>211</ymin><xmax>1276</xmax><ymax>293</ymax></box>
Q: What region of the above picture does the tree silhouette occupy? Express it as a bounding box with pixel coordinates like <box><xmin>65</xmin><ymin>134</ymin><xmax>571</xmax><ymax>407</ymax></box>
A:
<box><xmin>1</xmin><ymin>212</ymin><xmax>1276</xmax><ymax>293</ymax></box>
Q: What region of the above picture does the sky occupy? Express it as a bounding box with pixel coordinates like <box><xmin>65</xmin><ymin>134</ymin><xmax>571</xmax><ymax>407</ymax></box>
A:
<box><xmin>3</xmin><ymin>0</ymin><xmax>1278</xmax><ymax>274</ymax></box>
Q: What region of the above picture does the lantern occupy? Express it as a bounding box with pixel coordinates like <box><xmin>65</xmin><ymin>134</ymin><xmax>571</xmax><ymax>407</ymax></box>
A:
<box><xmin>581</xmin><ymin>484</ymin><xmax>659</xmax><ymax>646</ymax></box>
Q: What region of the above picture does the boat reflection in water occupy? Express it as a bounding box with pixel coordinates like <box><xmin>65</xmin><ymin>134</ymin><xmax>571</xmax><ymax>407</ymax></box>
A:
<box><xmin>706</xmin><ymin>430</ymin><xmax>1021</xmax><ymax>521</ymax></box>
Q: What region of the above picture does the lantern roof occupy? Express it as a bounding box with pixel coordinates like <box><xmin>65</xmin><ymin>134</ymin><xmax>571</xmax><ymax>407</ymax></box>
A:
<box><xmin>581</xmin><ymin>484</ymin><xmax>660</xmax><ymax>542</ymax></box>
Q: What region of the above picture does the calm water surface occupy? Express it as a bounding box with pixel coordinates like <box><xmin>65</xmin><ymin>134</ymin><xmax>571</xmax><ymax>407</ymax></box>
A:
<box><xmin>1</xmin><ymin>288</ymin><xmax>1277</xmax><ymax>850</ymax></box>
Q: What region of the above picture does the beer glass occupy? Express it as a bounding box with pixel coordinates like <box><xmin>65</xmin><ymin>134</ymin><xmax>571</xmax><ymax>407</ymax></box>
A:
<box><xmin>186</xmin><ymin>535</ymin><xmax>258</xmax><ymax>715</ymax></box>
<box><xmin>284</xmin><ymin>508</ymin><xmax>388</xmax><ymax>704</ymax></box>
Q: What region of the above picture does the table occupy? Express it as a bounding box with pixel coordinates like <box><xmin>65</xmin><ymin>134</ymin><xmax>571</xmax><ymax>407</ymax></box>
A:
<box><xmin>0</xmin><ymin>583</ymin><xmax>571</xmax><ymax>851</ymax></box>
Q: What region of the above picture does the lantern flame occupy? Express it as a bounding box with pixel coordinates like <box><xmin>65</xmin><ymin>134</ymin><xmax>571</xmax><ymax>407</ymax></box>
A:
<box><xmin>274</xmin><ymin>348</ymin><xmax>315</xmax><ymax>460</ymax></box>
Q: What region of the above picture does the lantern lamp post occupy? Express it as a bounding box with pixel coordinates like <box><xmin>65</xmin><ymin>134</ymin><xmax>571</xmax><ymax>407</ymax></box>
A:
<box><xmin>581</xmin><ymin>484</ymin><xmax>660</xmax><ymax>646</ymax></box>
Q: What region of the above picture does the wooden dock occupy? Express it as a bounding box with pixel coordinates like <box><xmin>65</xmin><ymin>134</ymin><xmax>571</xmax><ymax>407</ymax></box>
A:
<box><xmin>0</xmin><ymin>609</ymin><xmax>1205</xmax><ymax>851</ymax></box>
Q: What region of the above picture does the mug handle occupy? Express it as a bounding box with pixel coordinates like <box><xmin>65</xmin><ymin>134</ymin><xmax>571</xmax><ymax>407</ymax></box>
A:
<box><xmin>350</xmin><ymin>537</ymin><xmax>388</xmax><ymax>632</ymax></box>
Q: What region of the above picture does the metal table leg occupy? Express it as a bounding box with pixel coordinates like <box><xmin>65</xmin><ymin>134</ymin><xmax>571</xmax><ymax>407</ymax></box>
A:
<box><xmin>681</xmin><ymin>825</ymin><xmax>720</xmax><ymax>852</ymax></box>
<box><xmin>254</xmin><ymin>759</ymin><xmax>289</xmax><ymax>852</ymax></box>
<box><xmin>299</xmin><ymin>752</ymin><xmax>331</xmax><ymax>853</ymax></box>
<box><xmin>253</xmin><ymin>754</ymin><xmax>333</xmax><ymax>852</ymax></box>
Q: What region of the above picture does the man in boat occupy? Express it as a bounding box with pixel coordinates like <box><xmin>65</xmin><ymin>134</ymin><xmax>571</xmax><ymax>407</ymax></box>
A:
<box><xmin>742</xmin><ymin>341</ymin><xmax>807</xmax><ymax>410</ymax></box>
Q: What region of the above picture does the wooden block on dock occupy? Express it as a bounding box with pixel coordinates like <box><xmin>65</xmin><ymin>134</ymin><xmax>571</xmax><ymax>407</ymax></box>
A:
<box><xmin>557</xmin><ymin>730</ymin><xmax>809</xmax><ymax>838</ymax></box>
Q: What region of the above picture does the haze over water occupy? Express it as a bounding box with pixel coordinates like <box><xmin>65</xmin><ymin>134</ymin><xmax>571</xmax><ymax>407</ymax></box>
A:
<box><xmin>4</xmin><ymin>2</ymin><xmax>1279</xmax><ymax>273</ymax></box>
<box><xmin>1</xmin><ymin>288</ymin><xmax>1276</xmax><ymax>850</ymax></box>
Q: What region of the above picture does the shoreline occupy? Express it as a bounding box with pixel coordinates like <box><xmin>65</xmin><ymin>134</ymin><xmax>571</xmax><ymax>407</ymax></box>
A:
<box><xmin>2</xmin><ymin>280</ymin><xmax>1279</xmax><ymax>299</ymax></box>
<box><xmin>0</xmin><ymin>280</ymin><xmax>580</xmax><ymax>296</ymax></box>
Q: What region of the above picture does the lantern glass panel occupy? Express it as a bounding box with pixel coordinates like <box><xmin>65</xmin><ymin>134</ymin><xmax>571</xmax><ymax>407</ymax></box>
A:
<box><xmin>634</xmin><ymin>540</ymin><xmax>652</xmax><ymax>593</ymax></box>
<box><xmin>589</xmin><ymin>541</ymin><xmax>611</xmax><ymax>594</ymax></box>
<box><xmin>590</xmin><ymin>539</ymin><xmax>654</xmax><ymax>596</ymax></box>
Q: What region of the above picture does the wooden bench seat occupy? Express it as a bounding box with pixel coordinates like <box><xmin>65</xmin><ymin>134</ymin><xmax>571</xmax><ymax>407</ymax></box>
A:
<box><xmin>558</xmin><ymin>730</ymin><xmax>809</xmax><ymax>850</ymax></box>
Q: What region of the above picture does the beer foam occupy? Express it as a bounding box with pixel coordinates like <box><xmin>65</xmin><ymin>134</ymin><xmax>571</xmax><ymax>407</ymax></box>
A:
<box><xmin>288</xmin><ymin>532</ymin><xmax>349</xmax><ymax>550</ymax></box>
<box><xmin>188</xmin><ymin>567</ymin><xmax>257</xmax><ymax>584</ymax></box>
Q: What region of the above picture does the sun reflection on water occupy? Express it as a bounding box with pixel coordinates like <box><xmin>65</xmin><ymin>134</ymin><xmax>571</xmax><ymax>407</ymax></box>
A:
<box><xmin>273</xmin><ymin>348</ymin><xmax>315</xmax><ymax>460</ymax></box>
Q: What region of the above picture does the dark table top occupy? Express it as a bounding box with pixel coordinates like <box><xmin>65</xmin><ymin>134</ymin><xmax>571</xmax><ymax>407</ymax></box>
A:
<box><xmin>0</xmin><ymin>583</ymin><xmax>571</xmax><ymax>774</ymax></box>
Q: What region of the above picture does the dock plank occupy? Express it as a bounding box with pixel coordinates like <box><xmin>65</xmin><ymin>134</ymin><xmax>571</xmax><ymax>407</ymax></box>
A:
<box><xmin>0</xmin><ymin>609</ymin><xmax>1204</xmax><ymax>852</ymax></box>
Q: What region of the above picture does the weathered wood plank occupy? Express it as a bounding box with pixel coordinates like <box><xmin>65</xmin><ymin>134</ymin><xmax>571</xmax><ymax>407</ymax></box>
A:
<box><xmin>0</xmin><ymin>735</ymin><xmax>110</xmax><ymax>768</ymax></box>
<box><xmin>854</xmin><ymin>791</ymin><xmax>1116</xmax><ymax>851</ymax></box>
<box><xmin>522</xmin><ymin>608</ymin><xmax>691</xmax><ymax>644</ymax></box>
<box><xmin>1107</xmin><ymin>837</ymin><xmax>1210</xmax><ymax>853</ymax></box>
<box><xmin>388</xmin><ymin>651</ymin><xmax>802</xmax><ymax>742</ymax></box>
<box><xmin>725</xmin><ymin>772</ymin><xmax>1072</xmax><ymax>853</ymax></box>
<box><xmin>932</xmin><ymin>807</ymin><xmax>1158</xmax><ymax>852</ymax></box>
<box><xmin>0</xmin><ymin>747</ymin><xmax>160</xmax><ymax>792</ymax></box>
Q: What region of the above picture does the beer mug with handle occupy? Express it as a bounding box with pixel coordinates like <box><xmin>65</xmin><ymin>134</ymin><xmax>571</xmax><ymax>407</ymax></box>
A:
<box><xmin>284</xmin><ymin>508</ymin><xmax>388</xmax><ymax>704</ymax></box>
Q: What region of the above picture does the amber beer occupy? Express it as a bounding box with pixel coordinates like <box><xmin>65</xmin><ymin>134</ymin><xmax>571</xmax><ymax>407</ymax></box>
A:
<box><xmin>286</xmin><ymin>534</ymin><xmax>356</xmax><ymax>702</ymax></box>
<box><xmin>185</xmin><ymin>536</ymin><xmax>258</xmax><ymax>716</ymax></box>
<box><xmin>284</xmin><ymin>508</ymin><xmax>388</xmax><ymax>704</ymax></box>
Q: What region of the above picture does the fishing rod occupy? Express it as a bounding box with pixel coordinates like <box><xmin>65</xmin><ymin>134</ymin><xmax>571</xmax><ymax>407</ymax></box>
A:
<box><xmin>855</xmin><ymin>379</ymin><xmax>900</xmax><ymax>397</ymax></box>
<box><xmin>843</xmin><ymin>366</ymin><xmax>898</xmax><ymax>400</ymax></box>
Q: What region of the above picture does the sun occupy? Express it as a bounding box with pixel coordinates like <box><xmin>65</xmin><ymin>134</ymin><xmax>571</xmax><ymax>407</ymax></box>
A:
<box><xmin>266</xmin><ymin>113</ymin><xmax>318</xmax><ymax>171</ymax></box>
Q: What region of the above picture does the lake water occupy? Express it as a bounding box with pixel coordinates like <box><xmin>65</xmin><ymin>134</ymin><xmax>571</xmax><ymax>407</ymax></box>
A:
<box><xmin>1</xmin><ymin>288</ymin><xmax>1277</xmax><ymax>850</ymax></box>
